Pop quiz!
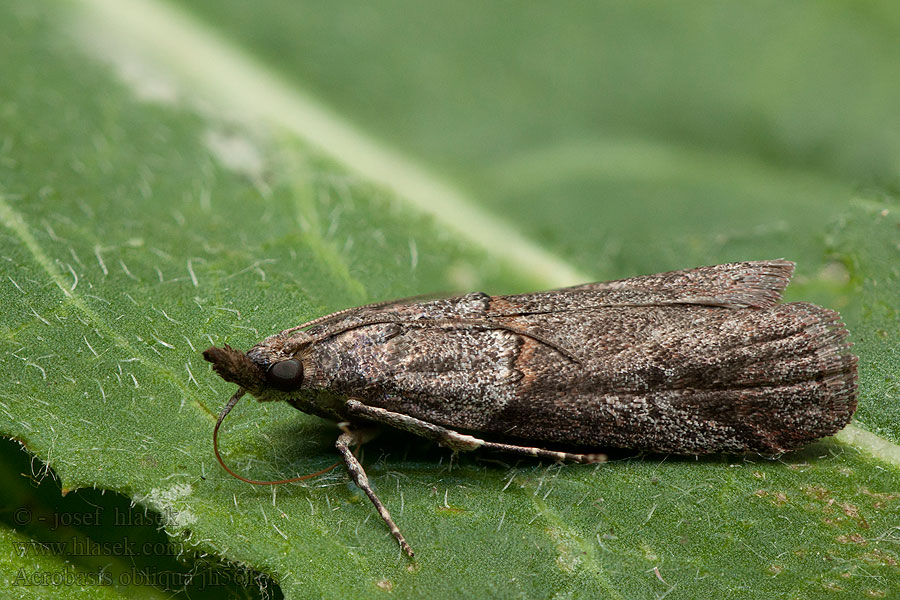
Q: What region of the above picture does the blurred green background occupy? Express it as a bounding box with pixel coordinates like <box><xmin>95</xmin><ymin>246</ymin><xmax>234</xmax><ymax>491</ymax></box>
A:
<box><xmin>1</xmin><ymin>1</ymin><xmax>898</xmax><ymax>598</ymax></box>
<box><xmin>178</xmin><ymin>0</ymin><xmax>900</xmax><ymax>273</ymax></box>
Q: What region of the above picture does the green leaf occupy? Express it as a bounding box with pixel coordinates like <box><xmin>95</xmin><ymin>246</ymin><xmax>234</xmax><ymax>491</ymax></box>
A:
<box><xmin>0</xmin><ymin>439</ymin><xmax>262</xmax><ymax>599</ymax></box>
<box><xmin>2</xmin><ymin>1</ymin><xmax>899</xmax><ymax>599</ymax></box>
<box><xmin>1</xmin><ymin>525</ymin><xmax>133</xmax><ymax>599</ymax></box>
<box><xmin>830</xmin><ymin>195</ymin><xmax>900</xmax><ymax>445</ymax></box>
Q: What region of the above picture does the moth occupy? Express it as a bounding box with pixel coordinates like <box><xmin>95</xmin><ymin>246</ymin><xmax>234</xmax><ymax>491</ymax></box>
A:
<box><xmin>203</xmin><ymin>260</ymin><xmax>858</xmax><ymax>556</ymax></box>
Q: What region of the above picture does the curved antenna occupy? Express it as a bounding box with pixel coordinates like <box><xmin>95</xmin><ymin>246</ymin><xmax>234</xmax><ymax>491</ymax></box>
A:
<box><xmin>280</xmin><ymin>292</ymin><xmax>450</xmax><ymax>337</ymax></box>
<box><xmin>213</xmin><ymin>389</ymin><xmax>340</xmax><ymax>485</ymax></box>
<box><xmin>308</xmin><ymin>317</ymin><xmax>582</xmax><ymax>365</ymax></box>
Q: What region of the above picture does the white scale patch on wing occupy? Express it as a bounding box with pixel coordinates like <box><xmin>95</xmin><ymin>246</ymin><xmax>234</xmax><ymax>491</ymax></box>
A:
<box><xmin>375</xmin><ymin>327</ymin><xmax>522</xmax><ymax>428</ymax></box>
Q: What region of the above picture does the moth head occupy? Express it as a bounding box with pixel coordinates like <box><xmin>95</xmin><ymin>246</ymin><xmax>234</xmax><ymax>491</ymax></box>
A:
<box><xmin>203</xmin><ymin>332</ymin><xmax>313</xmax><ymax>398</ymax></box>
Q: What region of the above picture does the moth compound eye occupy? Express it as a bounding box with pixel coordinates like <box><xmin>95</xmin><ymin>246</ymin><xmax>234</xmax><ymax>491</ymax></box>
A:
<box><xmin>266</xmin><ymin>359</ymin><xmax>304</xmax><ymax>391</ymax></box>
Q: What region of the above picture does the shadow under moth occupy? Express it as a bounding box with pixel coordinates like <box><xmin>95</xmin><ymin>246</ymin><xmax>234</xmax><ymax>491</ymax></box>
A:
<box><xmin>203</xmin><ymin>260</ymin><xmax>858</xmax><ymax>557</ymax></box>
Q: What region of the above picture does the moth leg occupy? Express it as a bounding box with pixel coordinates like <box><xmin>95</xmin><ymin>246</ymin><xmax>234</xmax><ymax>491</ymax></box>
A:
<box><xmin>345</xmin><ymin>400</ymin><xmax>605</xmax><ymax>464</ymax></box>
<box><xmin>335</xmin><ymin>428</ymin><xmax>414</xmax><ymax>558</ymax></box>
<box><xmin>474</xmin><ymin>439</ymin><xmax>606</xmax><ymax>464</ymax></box>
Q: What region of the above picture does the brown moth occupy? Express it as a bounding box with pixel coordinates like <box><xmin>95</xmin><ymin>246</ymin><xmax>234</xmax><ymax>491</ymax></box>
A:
<box><xmin>203</xmin><ymin>260</ymin><xmax>858</xmax><ymax>556</ymax></box>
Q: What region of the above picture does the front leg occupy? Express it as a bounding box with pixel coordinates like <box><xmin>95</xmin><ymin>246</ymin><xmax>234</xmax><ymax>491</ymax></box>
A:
<box><xmin>344</xmin><ymin>399</ymin><xmax>606</xmax><ymax>463</ymax></box>
<box><xmin>335</xmin><ymin>428</ymin><xmax>414</xmax><ymax>557</ymax></box>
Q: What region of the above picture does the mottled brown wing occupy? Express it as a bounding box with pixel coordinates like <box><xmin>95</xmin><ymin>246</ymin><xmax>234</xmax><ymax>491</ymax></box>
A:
<box><xmin>306</xmin><ymin>261</ymin><xmax>796</xmax><ymax>329</ymax></box>
<box><xmin>494</xmin><ymin>259</ymin><xmax>797</xmax><ymax>311</ymax></box>
<box><xmin>307</xmin><ymin>260</ymin><xmax>857</xmax><ymax>454</ymax></box>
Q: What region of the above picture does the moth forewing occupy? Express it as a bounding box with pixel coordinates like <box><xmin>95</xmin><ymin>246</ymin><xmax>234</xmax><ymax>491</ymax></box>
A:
<box><xmin>203</xmin><ymin>259</ymin><xmax>858</xmax><ymax>556</ymax></box>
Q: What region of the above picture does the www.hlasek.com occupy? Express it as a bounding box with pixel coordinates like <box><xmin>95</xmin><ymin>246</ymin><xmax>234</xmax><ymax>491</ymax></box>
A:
<box><xmin>11</xmin><ymin>536</ymin><xmax>179</xmax><ymax>558</ymax></box>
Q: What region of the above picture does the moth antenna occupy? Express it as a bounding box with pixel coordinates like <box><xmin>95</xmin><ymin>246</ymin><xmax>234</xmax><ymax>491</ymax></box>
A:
<box><xmin>213</xmin><ymin>388</ymin><xmax>340</xmax><ymax>485</ymax></box>
<box><xmin>309</xmin><ymin>317</ymin><xmax>582</xmax><ymax>365</ymax></box>
<box><xmin>279</xmin><ymin>292</ymin><xmax>450</xmax><ymax>336</ymax></box>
